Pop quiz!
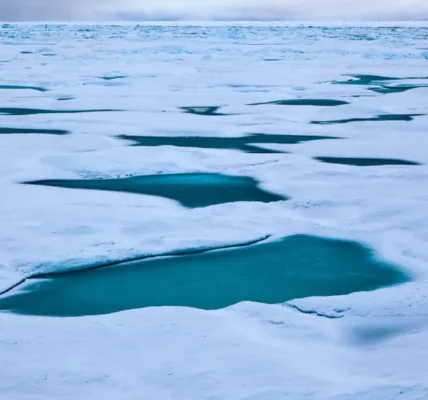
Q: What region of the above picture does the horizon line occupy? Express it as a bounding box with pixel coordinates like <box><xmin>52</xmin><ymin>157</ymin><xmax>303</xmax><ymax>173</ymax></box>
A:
<box><xmin>2</xmin><ymin>20</ymin><xmax>428</xmax><ymax>24</ymax></box>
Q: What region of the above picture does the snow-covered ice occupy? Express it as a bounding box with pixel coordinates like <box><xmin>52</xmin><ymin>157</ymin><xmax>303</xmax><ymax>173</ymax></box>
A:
<box><xmin>0</xmin><ymin>23</ymin><xmax>428</xmax><ymax>399</ymax></box>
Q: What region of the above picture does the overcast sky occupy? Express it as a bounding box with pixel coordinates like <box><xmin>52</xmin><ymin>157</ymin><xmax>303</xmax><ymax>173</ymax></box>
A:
<box><xmin>1</xmin><ymin>0</ymin><xmax>428</xmax><ymax>21</ymax></box>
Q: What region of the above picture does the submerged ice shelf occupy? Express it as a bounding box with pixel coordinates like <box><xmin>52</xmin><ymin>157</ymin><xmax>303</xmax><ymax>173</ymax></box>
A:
<box><xmin>25</xmin><ymin>173</ymin><xmax>286</xmax><ymax>208</ymax></box>
<box><xmin>0</xmin><ymin>235</ymin><xmax>408</xmax><ymax>317</ymax></box>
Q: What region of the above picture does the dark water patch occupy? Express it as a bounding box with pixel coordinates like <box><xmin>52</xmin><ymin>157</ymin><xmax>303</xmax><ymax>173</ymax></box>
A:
<box><xmin>0</xmin><ymin>127</ymin><xmax>69</xmax><ymax>135</ymax></box>
<box><xmin>249</xmin><ymin>99</ymin><xmax>349</xmax><ymax>106</ymax></box>
<box><xmin>0</xmin><ymin>107</ymin><xmax>119</xmax><ymax>116</ymax></box>
<box><xmin>315</xmin><ymin>157</ymin><xmax>421</xmax><ymax>167</ymax></box>
<box><xmin>57</xmin><ymin>97</ymin><xmax>74</xmax><ymax>101</ymax></box>
<box><xmin>42</xmin><ymin>53</ymin><xmax>56</xmax><ymax>57</ymax></box>
<box><xmin>180</xmin><ymin>106</ymin><xmax>234</xmax><ymax>116</ymax></box>
<box><xmin>369</xmin><ymin>84</ymin><xmax>428</xmax><ymax>94</ymax></box>
<box><xmin>312</xmin><ymin>114</ymin><xmax>424</xmax><ymax>125</ymax></box>
<box><xmin>0</xmin><ymin>235</ymin><xmax>408</xmax><ymax>317</ymax></box>
<box><xmin>333</xmin><ymin>74</ymin><xmax>402</xmax><ymax>85</ymax></box>
<box><xmin>99</xmin><ymin>75</ymin><xmax>127</xmax><ymax>80</ymax></box>
<box><xmin>118</xmin><ymin>133</ymin><xmax>339</xmax><ymax>154</ymax></box>
<box><xmin>333</xmin><ymin>74</ymin><xmax>428</xmax><ymax>86</ymax></box>
<box><xmin>20</xmin><ymin>51</ymin><xmax>33</xmax><ymax>54</ymax></box>
<box><xmin>0</xmin><ymin>85</ymin><xmax>48</xmax><ymax>92</ymax></box>
<box><xmin>369</xmin><ymin>86</ymin><xmax>416</xmax><ymax>94</ymax></box>
<box><xmin>24</xmin><ymin>173</ymin><xmax>286</xmax><ymax>208</ymax></box>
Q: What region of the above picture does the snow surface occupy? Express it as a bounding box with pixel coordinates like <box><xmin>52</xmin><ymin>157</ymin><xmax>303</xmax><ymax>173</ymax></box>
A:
<box><xmin>1</xmin><ymin>23</ymin><xmax>428</xmax><ymax>399</ymax></box>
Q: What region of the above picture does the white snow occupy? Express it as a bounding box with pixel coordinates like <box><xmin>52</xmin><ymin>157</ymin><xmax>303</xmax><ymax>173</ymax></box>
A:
<box><xmin>0</xmin><ymin>23</ymin><xmax>428</xmax><ymax>399</ymax></box>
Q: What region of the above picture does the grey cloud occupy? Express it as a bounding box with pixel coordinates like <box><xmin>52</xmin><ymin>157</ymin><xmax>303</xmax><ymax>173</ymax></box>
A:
<box><xmin>0</xmin><ymin>0</ymin><xmax>113</xmax><ymax>20</ymax></box>
<box><xmin>0</xmin><ymin>0</ymin><xmax>428</xmax><ymax>21</ymax></box>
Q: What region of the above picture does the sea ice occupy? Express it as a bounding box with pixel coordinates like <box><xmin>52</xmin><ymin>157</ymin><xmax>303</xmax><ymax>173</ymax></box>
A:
<box><xmin>0</xmin><ymin>22</ymin><xmax>427</xmax><ymax>400</ymax></box>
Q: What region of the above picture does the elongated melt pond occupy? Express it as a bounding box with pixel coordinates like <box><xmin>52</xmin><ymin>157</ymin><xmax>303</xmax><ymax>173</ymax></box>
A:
<box><xmin>248</xmin><ymin>99</ymin><xmax>349</xmax><ymax>106</ymax></box>
<box><xmin>0</xmin><ymin>127</ymin><xmax>69</xmax><ymax>135</ymax></box>
<box><xmin>0</xmin><ymin>85</ymin><xmax>48</xmax><ymax>92</ymax></box>
<box><xmin>332</xmin><ymin>74</ymin><xmax>428</xmax><ymax>95</ymax></box>
<box><xmin>0</xmin><ymin>235</ymin><xmax>408</xmax><ymax>317</ymax></box>
<box><xmin>369</xmin><ymin>85</ymin><xmax>428</xmax><ymax>94</ymax></box>
<box><xmin>332</xmin><ymin>74</ymin><xmax>428</xmax><ymax>85</ymax></box>
<box><xmin>180</xmin><ymin>106</ymin><xmax>234</xmax><ymax>116</ymax></box>
<box><xmin>312</xmin><ymin>113</ymin><xmax>424</xmax><ymax>125</ymax></box>
<box><xmin>118</xmin><ymin>133</ymin><xmax>339</xmax><ymax>154</ymax></box>
<box><xmin>0</xmin><ymin>107</ymin><xmax>118</xmax><ymax>116</ymax></box>
<box><xmin>315</xmin><ymin>157</ymin><xmax>421</xmax><ymax>167</ymax></box>
<box><xmin>25</xmin><ymin>173</ymin><xmax>286</xmax><ymax>208</ymax></box>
